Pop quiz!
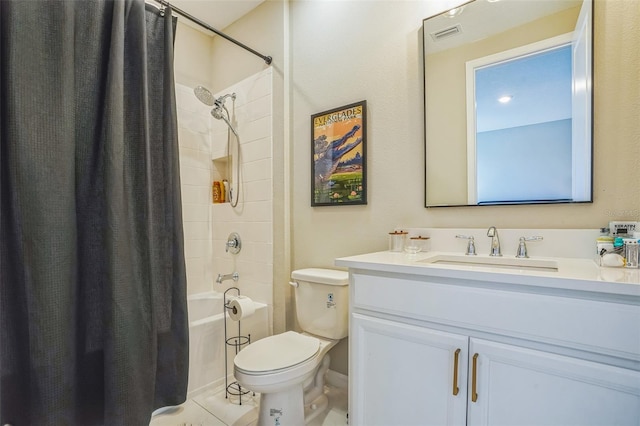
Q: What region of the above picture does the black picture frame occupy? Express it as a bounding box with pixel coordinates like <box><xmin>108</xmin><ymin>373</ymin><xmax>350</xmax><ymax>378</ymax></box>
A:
<box><xmin>311</xmin><ymin>100</ymin><xmax>367</xmax><ymax>206</ymax></box>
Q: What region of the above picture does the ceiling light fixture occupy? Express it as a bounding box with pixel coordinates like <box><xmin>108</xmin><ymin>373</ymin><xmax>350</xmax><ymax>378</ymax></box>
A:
<box><xmin>498</xmin><ymin>95</ymin><xmax>513</xmax><ymax>104</ymax></box>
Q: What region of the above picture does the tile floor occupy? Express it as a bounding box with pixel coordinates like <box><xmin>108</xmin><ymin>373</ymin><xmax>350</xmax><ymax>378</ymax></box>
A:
<box><xmin>149</xmin><ymin>384</ymin><xmax>348</xmax><ymax>426</ymax></box>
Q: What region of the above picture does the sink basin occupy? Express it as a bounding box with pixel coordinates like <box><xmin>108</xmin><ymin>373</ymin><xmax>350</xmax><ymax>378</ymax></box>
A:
<box><xmin>419</xmin><ymin>254</ymin><xmax>559</xmax><ymax>272</ymax></box>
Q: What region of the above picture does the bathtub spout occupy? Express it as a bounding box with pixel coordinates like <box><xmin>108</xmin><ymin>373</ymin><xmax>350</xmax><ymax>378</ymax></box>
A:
<box><xmin>216</xmin><ymin>271</ymin><xmax>239</xmax><ymax>284</ymax></box>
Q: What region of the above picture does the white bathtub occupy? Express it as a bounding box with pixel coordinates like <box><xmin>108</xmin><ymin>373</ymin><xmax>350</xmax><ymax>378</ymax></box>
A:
<box><xmin>187</xmin><ymin>291</ymin><xmax>269</xmax><ymax>397</ymax></box>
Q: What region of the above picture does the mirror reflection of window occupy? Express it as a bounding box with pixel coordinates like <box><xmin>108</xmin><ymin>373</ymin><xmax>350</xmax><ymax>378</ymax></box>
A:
<box><xmin>422</xmin><ymin>0</ymin><xmax>593</xmax><ymax>207</ymax></box>
<box><xmin>473</xmin><ymin>44</ymin><xmax>573</xmax><ymax>204</ymax></box>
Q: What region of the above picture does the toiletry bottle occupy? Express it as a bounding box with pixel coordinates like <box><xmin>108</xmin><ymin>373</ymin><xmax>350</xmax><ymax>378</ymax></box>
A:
<box><xmin>212</xmin><ymin>181</ymin><xmax>223</xmax><ymax>203</ymax></box>
<box><xmin>222</xmin><ymin>179</ymin><xmax>229</xmax><ymax>203</ymax></box>
<box><xmin>405</xmin><ymin>236</ymin><xmax>430</xmax><ymax>254</ymax></box>
<box><xmin>595</xmin><ymin>228</ymin><xmax>613</xmax><ymax>265</ymax></box>
<box><xmin>388</xmin><ymin>230</ymin><xmax>407</xmax><ymax>252</ymax></box>
<box><xmin>623</xmin><ymin>239</ymin><xmax>639</xmax><ymax>268</ymax></box>
<box><xmin>614</xmin><ymin>237</ymin><xmax>625</xmax><ymax>252</ymax></box>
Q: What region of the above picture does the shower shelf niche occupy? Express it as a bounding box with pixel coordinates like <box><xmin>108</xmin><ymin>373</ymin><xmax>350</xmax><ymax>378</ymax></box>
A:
<box><xmin>212</xmin><ymin>157</ymin><xmax>229</xmax><ymax>180</ymax></box>
<box><xmin>211</xmin><ymin>157</ymin><xmax>231</xmax><ymax>204</ymax></box>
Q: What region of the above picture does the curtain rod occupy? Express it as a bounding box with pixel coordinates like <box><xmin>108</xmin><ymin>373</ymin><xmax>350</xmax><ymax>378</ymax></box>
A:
<box><xmin>154</xmin><ymin>0</ymin><xmax>272</xmax><ymax>65</ymax></box>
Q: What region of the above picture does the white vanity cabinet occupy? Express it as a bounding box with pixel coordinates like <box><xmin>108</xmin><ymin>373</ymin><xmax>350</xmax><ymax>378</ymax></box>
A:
<box><xmin>351</xmin><ymin>313</ymin><xmax>469</xmax><ymax>425</ymax></box>
<box><xmin>344</xmin><ymin>268</ymin><xmax>640</xmax><ymax>426</ymax></box>
<box><xmin>468</xmin><ymin>338</ymin><xmax>640</xmax><ymax>426</ymax></box>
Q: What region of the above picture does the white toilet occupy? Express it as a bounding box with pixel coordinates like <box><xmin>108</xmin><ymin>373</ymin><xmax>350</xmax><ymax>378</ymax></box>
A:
<box><xmin>233</xmin><ymin>268</ymin><xmax>349</xmax><ymax>425</ymax></box>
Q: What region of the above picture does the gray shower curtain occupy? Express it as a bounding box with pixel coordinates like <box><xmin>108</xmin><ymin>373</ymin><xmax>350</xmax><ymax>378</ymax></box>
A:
<box><xmin>0</xmin><ymin>1</ymin><xmax>189</xmax><ymax>425</ymax></box>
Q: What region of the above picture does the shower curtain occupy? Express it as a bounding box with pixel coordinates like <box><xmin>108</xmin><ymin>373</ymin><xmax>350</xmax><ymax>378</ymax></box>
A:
<box><xmin>0</xmin><ymin>1</ymin><xmax>188</xmax><ymax>425</ymax></box>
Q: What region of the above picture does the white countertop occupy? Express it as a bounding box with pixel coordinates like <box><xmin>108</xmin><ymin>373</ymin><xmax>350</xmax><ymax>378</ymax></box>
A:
<box><xmin>336</xmin><ymin>251</ymin><xmax>640</xmax><ymax>297</ymax></box>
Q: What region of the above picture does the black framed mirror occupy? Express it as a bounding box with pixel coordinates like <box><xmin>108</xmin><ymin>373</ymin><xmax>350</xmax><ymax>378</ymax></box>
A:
<box><xmin>423</xmin><ymin>0</ymin><xmax>593</xmax><ymax>207</ymax></box>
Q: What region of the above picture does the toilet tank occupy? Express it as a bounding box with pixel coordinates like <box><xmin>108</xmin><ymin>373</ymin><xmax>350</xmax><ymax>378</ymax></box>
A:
<box><xmin>291</xmin><ymin>268</ymin><xmax>349</xmax><ymax>340</ymax></box>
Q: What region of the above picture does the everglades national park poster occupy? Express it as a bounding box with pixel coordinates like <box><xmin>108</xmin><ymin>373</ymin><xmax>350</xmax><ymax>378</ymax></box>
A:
<box><xmin>311</xmin><ymin>101</ymin><xmax>367</xmax><ymax>206</ymax></box>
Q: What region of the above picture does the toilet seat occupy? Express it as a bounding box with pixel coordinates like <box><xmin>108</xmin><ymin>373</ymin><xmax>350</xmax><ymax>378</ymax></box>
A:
<box><xmin>235</xmin><ymin>331</ymin><xmax>320</xmax><ymax>375</ymax></box>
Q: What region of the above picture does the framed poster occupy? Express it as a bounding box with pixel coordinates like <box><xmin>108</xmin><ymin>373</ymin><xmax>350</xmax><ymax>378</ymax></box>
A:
<box><xmin>311</xmin><ymin>100</ymin><xmax>367</xmax><ymax>206</ymax></box>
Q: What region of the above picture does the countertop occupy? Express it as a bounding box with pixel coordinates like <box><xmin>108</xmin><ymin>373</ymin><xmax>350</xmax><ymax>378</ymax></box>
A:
<box><xmin>336</xmin><ymin>251</ymin><xmax>640</xmax><ymax>297</ymax></box>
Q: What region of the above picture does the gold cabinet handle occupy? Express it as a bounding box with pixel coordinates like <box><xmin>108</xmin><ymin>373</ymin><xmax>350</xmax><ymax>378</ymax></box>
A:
<box><xmin>452</xmin><ymin>348</ymin><xmax>461</xmax><ymax>396</ymax></box>
<box><xmin>471</xmin><ymin>353</ymin><xmax>479</xmax><ymax>402</ymax></box>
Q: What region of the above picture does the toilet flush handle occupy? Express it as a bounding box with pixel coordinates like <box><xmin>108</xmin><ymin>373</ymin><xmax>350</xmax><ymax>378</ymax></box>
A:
<box><xmin>289</xmin><ymin>281</ymin><xmax>299</xmax><ymax>288</ymax></box>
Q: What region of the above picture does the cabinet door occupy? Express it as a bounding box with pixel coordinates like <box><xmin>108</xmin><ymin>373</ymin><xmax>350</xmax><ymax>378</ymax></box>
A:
<box><xmin>468</xmin><ymin>338</ymin><xmax>640</xmax><ymax>426</ymax></box>
<box><xmin>350</xmin><ymin>313</ymin><xmax>468</xmax><ymax>426</ymax></box>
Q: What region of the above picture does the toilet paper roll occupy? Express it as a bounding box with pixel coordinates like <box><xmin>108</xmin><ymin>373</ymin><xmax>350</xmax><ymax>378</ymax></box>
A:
<box><xmin>228</xmin><ymin>296</ymin><xmax>255</xmax><ymax>321</ymax></box>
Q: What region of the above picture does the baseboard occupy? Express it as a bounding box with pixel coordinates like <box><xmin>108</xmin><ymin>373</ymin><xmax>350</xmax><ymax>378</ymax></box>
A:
<box><xmin>326</xmin><ymin>369</ymin><xmax>348</xmax><ymax>390</ymax></box>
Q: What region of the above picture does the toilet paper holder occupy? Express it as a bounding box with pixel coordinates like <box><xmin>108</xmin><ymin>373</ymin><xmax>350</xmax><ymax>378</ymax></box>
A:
<box><xmin>223</xmin><ymin>287</ymin><xmax>254</xmax><ymax>404</ymax></box>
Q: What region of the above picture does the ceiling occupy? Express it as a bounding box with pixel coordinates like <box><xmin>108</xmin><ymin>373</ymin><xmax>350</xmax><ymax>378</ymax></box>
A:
<box><xmin>424</xmin><ymin>0</ymin><xmax>581</xmax><ymax>54</ymax></box>
<box><xmin>167</xmin><ymin>0</ymin><xmax>265</xmax><ymax>32</ymax></box>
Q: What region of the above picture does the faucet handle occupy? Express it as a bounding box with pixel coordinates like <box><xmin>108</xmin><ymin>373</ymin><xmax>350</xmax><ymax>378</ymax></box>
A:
<box><xmin>515</xmin><ymin>236</ymin><xmax>543</xmax><ymax>258</ymax></box>
<box><xmin>456</xmin><ymin>235</ymin><xmax>477</xmax><ymax>256</ymax></box>
<box><xmin>225</xmin><ymin>232</ymin><xmax>242</xmax><ymax>254</ymax></box>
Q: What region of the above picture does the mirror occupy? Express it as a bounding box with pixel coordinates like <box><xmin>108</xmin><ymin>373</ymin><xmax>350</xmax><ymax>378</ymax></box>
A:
<box><xmin>423</xmin><ymin>0</ymin><xmax>593</xmax><ymax>207</ymax></box>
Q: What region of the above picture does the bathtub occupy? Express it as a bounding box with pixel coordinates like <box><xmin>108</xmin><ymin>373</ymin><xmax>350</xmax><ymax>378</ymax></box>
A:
<box><xmin>187</xmin><ymin>291</ymin><xmax>269</xmax><ymax>397</ymax></box>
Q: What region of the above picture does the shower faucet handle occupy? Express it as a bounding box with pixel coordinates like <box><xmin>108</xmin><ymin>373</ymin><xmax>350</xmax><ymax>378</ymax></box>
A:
<box><xmin>225</xmin><ymin>232</ymin><xmax>241</xmax><ymax>254</ymax></box>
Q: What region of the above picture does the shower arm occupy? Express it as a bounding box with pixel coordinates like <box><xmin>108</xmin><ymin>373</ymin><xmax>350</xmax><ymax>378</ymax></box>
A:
<box><xmin>215</xmin><ymin>93</ymin><xmax>236</xmax><ymax>106</ymax></box>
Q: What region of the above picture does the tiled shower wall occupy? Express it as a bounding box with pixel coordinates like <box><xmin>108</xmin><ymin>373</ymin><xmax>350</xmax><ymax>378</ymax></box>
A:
<box><xmin>176</xmin><ymin>83</ymin><xmax>215</xmax><ymax>296</ymax></box>
<box><xmin>176</xmin><ymin>68</ymin><xmax>274</xmax><ymax>328</ymax></box>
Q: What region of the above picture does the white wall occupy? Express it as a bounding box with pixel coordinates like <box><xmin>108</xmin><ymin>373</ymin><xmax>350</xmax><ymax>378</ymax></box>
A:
<box><xmin>174</xmin><ymin>68</ymin><xmax>274</xmax><ymax>323</ymax></box>
<box><xmin>210</xmin><ymin>0</ymin><xmax>290</xmax><ymax>334</ymax></box>
<box><xmin>172</xmin><ymin>0</ymin><xmax>640</xmax><ymax>377</ymax></box>
<box><xmin>210</xmin><ymin>69</ymin><xmax>274</xmax><ymax>330</ymax></box>
<box><xmin>176</xmin><ymin>83</ymin><xmax>216</xmax><ymax>295</ymax></box>
<box><xmin>174</xmin><ymin>21</ymin><xmax>213</xmax><ymax>89</ymax></box>
<box><xmin>174</xmin><ymin>22</ymin><xmax>276</xmax><ymax>395</ymax></box>
<box><xmin>290</xmin><ymin>0</ymin><xmax>640</xmax><ymax>374</ymax></box>
<box><xmin>173</xmin><ymin>20</ymin><xmax>277</xmax><ymax>317</ymax></box>
<box><xmin>291</xmin><ymin>0</ymin><xmax>441</xmax><ymax>270</ymax></box>
<box><xmin>291</xmin><ymin>0</ymin><xmax>640</xmax><ymax>270</ymax></box>
<box><xmin>174</xmin><ymin>21</ymin><xmax>215</xmax><ymax>296</ymax></box>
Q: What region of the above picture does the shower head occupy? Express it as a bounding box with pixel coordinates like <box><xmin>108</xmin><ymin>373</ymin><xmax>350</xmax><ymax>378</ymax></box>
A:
<box><xmin>211</xmin><ymin>106</ymin><xmax>239</xmax><ymax>138</ymax></box>
<box><xmin>211</xmin><ymin>92</ymin><xmax>237</xmax><ymax>137</ymax></box>
<box><xmin>211</xmin><ymin>106</ymin><xmax>226</xmax><ymax>121</ymax></box>
<box><xmin>194</xmin><ymin>85</ymin><xmax>215</xmax><ymax>106</ymax></box>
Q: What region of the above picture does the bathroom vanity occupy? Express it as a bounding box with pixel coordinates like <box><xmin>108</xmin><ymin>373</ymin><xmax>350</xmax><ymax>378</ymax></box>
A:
<box><xmin>336</xmin><ymin>247</ymin><xmax>640</xmax><ymax>425</ymax></box>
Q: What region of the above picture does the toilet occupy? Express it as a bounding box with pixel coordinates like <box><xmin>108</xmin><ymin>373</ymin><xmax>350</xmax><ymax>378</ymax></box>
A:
<box><xmin>233</xmin><ymin>268</ymin><xmax>349</xmax><ymax>425</ymax></box>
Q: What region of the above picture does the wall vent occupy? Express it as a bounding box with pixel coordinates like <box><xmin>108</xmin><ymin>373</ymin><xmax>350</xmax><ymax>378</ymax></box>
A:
<box><xmin>430</xmin><ymin>24</ymin><xmax>462</xmax><ymax>42</ymax></box>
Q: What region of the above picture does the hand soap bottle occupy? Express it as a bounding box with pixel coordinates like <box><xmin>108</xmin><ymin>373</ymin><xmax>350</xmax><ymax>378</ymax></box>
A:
<box><xmin>595</xmin><ymin>228</ymin><xmax>613</xmax><ymax>266</ymax></box>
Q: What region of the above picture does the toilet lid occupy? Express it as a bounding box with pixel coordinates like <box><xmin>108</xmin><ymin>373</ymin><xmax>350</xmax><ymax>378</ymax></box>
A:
<box><xmin>235</xmin><ymin>331</ymin><xmax>320</xmax><ymax>373</ymax></box>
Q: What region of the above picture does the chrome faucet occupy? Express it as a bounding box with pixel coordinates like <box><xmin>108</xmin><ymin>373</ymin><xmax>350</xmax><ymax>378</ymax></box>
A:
<box><xmin>216</xmin><ymin>271</ymin><xmax>239</xmax><ymax>284</ymax></box>
<box><xmin>487</xmin><ymin>226</ymin><xmax>502</xmax><ymax>257</ymax></box>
